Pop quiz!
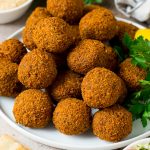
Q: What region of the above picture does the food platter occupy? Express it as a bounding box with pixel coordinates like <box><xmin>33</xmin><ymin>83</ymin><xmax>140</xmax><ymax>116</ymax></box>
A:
<box><xmin>0</xmin><ymin>17</ymin><xmax>149</xmax><ymax>150</ymax></box>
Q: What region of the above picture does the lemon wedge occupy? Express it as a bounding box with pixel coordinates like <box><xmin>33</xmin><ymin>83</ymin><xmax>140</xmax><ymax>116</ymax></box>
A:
<box><xmin>135</xmin><ymin>29</ymin><xmax>150</xmax><ymax>40</ymax></box>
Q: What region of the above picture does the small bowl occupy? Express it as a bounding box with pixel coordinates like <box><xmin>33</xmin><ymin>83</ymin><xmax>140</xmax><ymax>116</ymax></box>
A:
<box><xmin>0</xmin><ymin>0</ymin><xmax>33</xmax><ymax>24</ymax></box>
<box><xmin>123</xmin><ymin>138</ymin><xmax>150</xmax><ymax>150</ymax></box>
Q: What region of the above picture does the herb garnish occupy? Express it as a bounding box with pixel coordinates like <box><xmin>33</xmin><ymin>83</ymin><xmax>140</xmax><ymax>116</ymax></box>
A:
<box><xmin>115</xmin><ymin>33</ymin><xmax>150</xmax><ymax>127</ymax></box>
<box><xmin>84</xmin><ymin>0</ymin><xmax>103</xmax><ymax>4</ymax></box>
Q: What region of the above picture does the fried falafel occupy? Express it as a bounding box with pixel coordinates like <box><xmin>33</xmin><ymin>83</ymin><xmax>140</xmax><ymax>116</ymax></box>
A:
<box><xmin>23</xmin><ymin>7</ymin><xmax>52</xmax><ymax>50</ymax></box>
<box><xmin>92</xmin><ymin>104</ymin><xmax>132</xmax><ymax>142</ymax></box>
<box><xmin>47</xmin><ymin>0</ymin><xmax>84</xmax><ymax>24</ymax></box>
<box><xmin>0</xmin><ymin>59</ymin><xmax>22</xmax><ymax>97</ymax></box>
<box><xmin>118</xmin><ymin>58</ymin><xmax>147</xmax><ymax>91</ymax></box>
<box><xmin>53</xmin><ymin>98</ymin><xmax>91</xmax><ymax>135</ymax></box>
<box><xmin>79</xmin><ymin>8</ymin><xmax>118</xmax><ymax>41</ymax></box>
<box><xmin>13</xmin><ymin>89</ymin><xmax>53</xmax><ymax>128</ymax></box>
<box><xmin>81</xmin><ymin>67</ymin><xmax>127</xmax><ymax>108</ymax></box>
<box><xmin>18</xmin><ymin>49</ymin><xmax>57</xmax><ymax>89</ymax></box>
<box><xmin>33</xmin><ymin>17</ymin><xmax>74</xmax><ymax>53</ymax></box>
<box><xmin>67</xmin><ymin>39</ymin><xmax>117</xmax><ymax>74</ymax></box>
<box><xmin>117</xmin><ymin>21</ymin><xmax>139</xmax><ymax>41</ymax></box>
<box><xmin>49</xmin><ymin>71</ymin><xmax>83</xmax><ymax>102</ymax></box>
<box><xmin>0</xmin><ymin>39</ymin><xmax>27</xmax><ymax>63</ymax></box>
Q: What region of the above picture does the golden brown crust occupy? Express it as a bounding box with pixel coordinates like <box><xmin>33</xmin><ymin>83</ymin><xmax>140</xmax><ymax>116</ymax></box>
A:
<box><xmin>0</xmin><ymin>59</ymin><xmax>22</xmax><ymax>97</ymax></box>
<box><xmin>0</xmin><ymin>39</ymin><xmax>27</xmax><ymax>63</ymax></box>
<box><xmin>119</xmin><ymin>58</ymin><xmax>147</xmax><ymax>91</ymax></box>
<box><xmin>79</xmin><ymin>8</ymin><xmax>118</xmax><ymax>41</ymax></box>
<box><xmin>23</xmin><ymin>7</ymin><xmax>52</xmax><ymax>50</ymax></box>
<box><xmin>47</xmin><ymin>0</ymin><xmax>84</xmax><ymax>24</ymax></box>
<box><xmin>53</xmin><ymin>98</ymin><xmax>91</xmax><ymax>135</ymax></box>
<box><xmin>13</xmin><ymin>89</ymin><xmax>53</xmax><ymax>128</ymax></box>
<box><xmin>49</xmin><ymin>71</ymin><xmax>83</xmax><ymax>102</ymax></box>
<box><xmin>117</xmin><ymin>21</ymin><xmax>138</xmax><ymax>40</ymax></box>
<box><xmin>92</xmin><ymin>104</ymin><xmax>132</xmax><ymax>142</ymax></box>
<box><xmin>81</xmin><ymin>67</ymin><xmax>127</xmax><ymax>108</ymax></box>
<box><xmin>26</xmin><ymin>7</ymin><xmax>52</xmax><ymax>26</ymax></box>
<box><xmin>32</xmin><ymin>17</ymin><xmax>74</xmax><ymax>53</ymax></box>
<box><xmin>18</xmin><ymin>49</ymin><xmax>57</xmax><ymax>89</ymax></box>
<box><xmin>67</xmin><ymin>39</ymin><xmax>117</xmax><ymax>74</ymax></box>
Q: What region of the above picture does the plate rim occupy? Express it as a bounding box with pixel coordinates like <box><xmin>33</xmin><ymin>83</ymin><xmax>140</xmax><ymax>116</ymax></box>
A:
<box><xmin>0</xmin><ymin>17</ymin><xmax>149</xmax><ymax>150</ymax></box>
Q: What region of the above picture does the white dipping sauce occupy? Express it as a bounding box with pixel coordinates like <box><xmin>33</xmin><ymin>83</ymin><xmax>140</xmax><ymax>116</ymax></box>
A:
<box><xmin>0</xmin><ymin>0</ymin><xmax>28</xmax><ymax>10</ymax></box>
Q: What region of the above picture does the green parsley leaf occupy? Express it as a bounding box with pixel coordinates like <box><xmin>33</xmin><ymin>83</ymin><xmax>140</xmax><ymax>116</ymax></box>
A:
<box><xmin>126</xmin><ymin>79</ymin><xmax>150</xmax><ymax>127</ymax></box>
<box><xmin>84</xmin><ymin>0</ymin><xmax>102</xmax><ymax>4</ymax></box>
<box><xmin>123</xmin><ymin>34</ymin><xmax>150</xmax><ymax>70</ymax></box>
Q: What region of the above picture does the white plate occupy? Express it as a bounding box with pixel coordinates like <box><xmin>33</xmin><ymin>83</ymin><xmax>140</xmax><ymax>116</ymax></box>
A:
<box><xmin>0</xmin><ymin>17</ymin><xmax>149</xmax><ymax>150</ymax></box>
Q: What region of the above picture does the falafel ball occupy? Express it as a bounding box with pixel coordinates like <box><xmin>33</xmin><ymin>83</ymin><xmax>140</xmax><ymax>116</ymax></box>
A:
<box><xmin>92</xmin><ymin>104</ymin><xmax>132</xmax><ymax>142</ymax></box>
<box><xmin>0</xmin><ymin>39</ymin><xmax>27</xmax><ymax>63</ymax></box>
<box><xmin>23</xmin><ymin>7</ymin><xmax>52</xmax><ymax>50</ymax></box>
<box><xmin>118</xmin><ymin>58</ymin><xmax>147</xmax><ymax>91</ymax></box>
<box><xmin>67</xmin><ymin>39</ymin><xmax>117</xmax><ymax>74</ymax></box>
<box><xmin>83</xmin><ymin>4</ymin><xmax>105</xmax><ymax>15</ymax></box>
<box><xmin>49</xmin><ymin>71</ymin><xmax>83</xmax><ymax>102</ymax></box>
<box><xmin>81</xmin><ymin>67</ymin><xmax>127</xmax><ymax>108</ymax></box>
<box><xmin>117</xmin><ymin>21</ymin><xmax>138</xmax><ymax>41</ymax></box>
<box><xmin>53</xmin><ymin>98</ymin><xmax>91</xmax><ymax>135</ymax></box>
<box><xmin>0</xmin><ymin>59</ymin><xmax>22</xmax><ymax>97</ymax></box>
<box><xmin>13</xmin><ymin>89</ymin><xmax>53</xmax><ymax>128</ymax></box>
<box><xmin>18</xmin><ymin>49</ymin><xmax>57</xmax><ymax>89</ymax></box>
<box><xmin>47</xmin><ymin>0</ymin><xmax>84</xmax><ymax>24</ymax></box>
<box><xmin>26</xmin><ymin>7</ymin><xmax>52</xmax><ymax>26</ymax></box>
<box><xmin>79</xmin><ymin>8</ymin><xmax>118</xmax><ymax>41</ymax></box>
<box><xmin>33</xmin><ymin>17</ymin><xmax>74</xmax><ymax>53</ymax></box>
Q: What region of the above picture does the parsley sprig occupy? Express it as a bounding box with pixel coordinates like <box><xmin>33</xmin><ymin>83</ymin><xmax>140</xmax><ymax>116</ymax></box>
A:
<box><xmin>127</xmin><ymin>76</ymin><xmax>150</xmax><ymax>127</ymax></box>
<box><xmin>117</xmin><ymin>33</ymin><xmax>150</xmax><ymax>127</ymax></box>
<box><xmin>123</xmin><ymin>34</ymin><xmax>150</xmax><ymax>70</ymax></box>
<box><xmin>84</xmin><ymin>0</ymin><xmax>102</xmax><ymax>4</ymax></box>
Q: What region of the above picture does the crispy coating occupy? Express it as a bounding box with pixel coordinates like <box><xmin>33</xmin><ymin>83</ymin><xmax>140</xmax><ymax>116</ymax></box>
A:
<box><xmin>0</xmin><ymin>39</ymin><xmax>27</xmax><ymax>63</ymax></box>
<box><xmin>81</xmin><ymin>67</ymin><xmax>127</xmax><ymax>108</ymax></box>
<box><xmin>53</xmin><ymin>98</ymin><xmax>91</xmax><ymax>135</ymax></box>
<box><xmin>83</xmin><ymin>4</ymin><xmax>105</xmax><ymax>15</ymax></box>
<box><xmin>18</xmin><ymin>49</ymin><xmax>57</xmax><ymax>89</ymax></box>
<box><xmin>79</xmin><ymin>8</ymin><xmax>118</xmax><ymax>41</ymax></box>
<box><xmin>92</xmin><ymin>104</ymin><xmax>132</xmax><ymax>142</ymax></box>
<box><xmin>49</xmin><ymin>71</ymin><xmax>83</xmax><ymax>102</ymax></box>
<box><xmin>119</xmin><ymin>58</ymin><xmax>147</xmax><ymax>91</ymax></box>
<box><xmin>47</xmin><ymin>0</ymin><xmax>84</xmax><ymax>24</ymax></box>
<box><xmin>23</xmin><ymin>7</ymin><xmax>52</xmax><ymax>50</ymax></box>
<box><xmin>70</xmin><ymin>25</ymin><xmax>81</xmax><ymax>46</ymax></box>
<box><xmin>67</xmin><ymin>39</ymin><xmax>117</xmax><ymax>74</ymax></box>
<box><xmin>33</xmin><ymin>17</ymin><xmax>74</xmax><ymax>53</ymax></box>
<box><xmin>117</xmin><ymin>21</ymin><xmax>138</xmax><ymax>40</ymax></box>
<box><xmin>26</xmin><ymin>7</ymin><xmax>52</xmax><ymax>26</ymax></box>
<box><xmin>0</xmin><ymin>59</ymin><xmax>22</xmax><ymax>97</ymax></box>
<box><xmin>13</xmin><ymin>89</ymin><xmax>53</xmax><ymax>128</ymax></box>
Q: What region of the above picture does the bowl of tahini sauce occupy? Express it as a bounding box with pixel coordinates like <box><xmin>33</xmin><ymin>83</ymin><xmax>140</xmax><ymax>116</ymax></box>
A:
<box><xmin>0</xmin><ymin>0</ymin><xmax>33</xmax><ymax>24</ymax></box>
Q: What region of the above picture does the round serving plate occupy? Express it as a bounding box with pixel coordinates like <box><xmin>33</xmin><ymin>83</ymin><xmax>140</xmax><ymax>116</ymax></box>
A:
<box><xmin>0</xmin><ymin>17</ymin><xmax>149</xmax><ymax>150</ymax></box>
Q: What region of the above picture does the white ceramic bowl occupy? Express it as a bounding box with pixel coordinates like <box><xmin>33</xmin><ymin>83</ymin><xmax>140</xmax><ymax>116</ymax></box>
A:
<box><xmin>123</xmin><ymin>138</ymin><xmax>150</xmax><ymax>150</ymax></box>
<box><xmin>0</xmin><ymin>0</ymin><xmax>33</xmax><ymax>24</ymax></box>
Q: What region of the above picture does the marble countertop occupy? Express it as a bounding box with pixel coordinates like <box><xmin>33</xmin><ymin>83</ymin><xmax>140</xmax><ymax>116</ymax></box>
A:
<box><xmin>0</xmin><ymin>0</ymin><xmax>148</xmax><ymax>150</ymax></box>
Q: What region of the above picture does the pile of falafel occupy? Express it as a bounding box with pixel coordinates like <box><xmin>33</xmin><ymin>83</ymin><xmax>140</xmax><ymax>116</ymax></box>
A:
<box><xmin>0</xmin><ymin>0</ymin><xmax>146</xmax><ymax>142</ymax></box>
